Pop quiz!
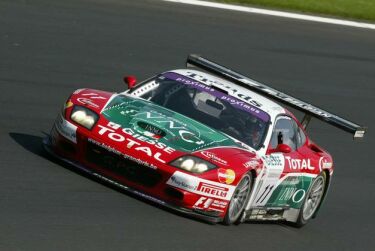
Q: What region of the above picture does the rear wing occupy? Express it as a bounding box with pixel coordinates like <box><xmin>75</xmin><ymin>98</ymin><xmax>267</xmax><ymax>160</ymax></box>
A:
<box><xmin>186</xmin><ymin>54</ymin><xmax>366</xmax><ymax>139</ymax></box>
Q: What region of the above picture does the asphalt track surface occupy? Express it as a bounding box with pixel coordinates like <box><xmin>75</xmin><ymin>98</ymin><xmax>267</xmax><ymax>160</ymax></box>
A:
<box><xmin>0</xmin><ymin>0</ymin><xmax>374</xmax><ymax>250</ymax></box>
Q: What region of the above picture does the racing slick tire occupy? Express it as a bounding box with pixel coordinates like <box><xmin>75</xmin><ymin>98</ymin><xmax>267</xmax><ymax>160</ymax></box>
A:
<box><xmin>294</xmin><ymin>171</ymin><xmax>327</xmax><ymax>227</ymax></box>
<box><xmin>223</xmin><ymin>172</ymin><xmax>253</xmax><ymax>225</ymax></box>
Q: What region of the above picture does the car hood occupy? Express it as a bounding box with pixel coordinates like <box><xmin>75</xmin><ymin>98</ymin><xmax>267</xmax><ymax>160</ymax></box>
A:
<box><xmin>99</xmin><ymin>94</ymin><xmax>241</xmax><ymax>153</ymax></box>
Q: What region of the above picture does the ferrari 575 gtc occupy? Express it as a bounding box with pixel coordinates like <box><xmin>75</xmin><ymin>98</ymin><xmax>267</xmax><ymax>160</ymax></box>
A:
<box><xmin>44</xmin><ymin>55</ymin><xmax>366</xmax><ymax>226</ymax></box>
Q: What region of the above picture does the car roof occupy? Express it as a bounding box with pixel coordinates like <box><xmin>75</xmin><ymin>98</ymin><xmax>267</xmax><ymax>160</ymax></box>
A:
<box><xmin>169</xmin><ymin>69</ymin><xmax>285</xmax><ymax>121</ymax></box>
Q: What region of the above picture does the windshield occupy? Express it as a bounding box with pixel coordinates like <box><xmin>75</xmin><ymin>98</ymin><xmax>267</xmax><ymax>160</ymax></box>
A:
<box><xmin>130</xmin><ymin>72</ymin><xmax>270</xmax><ymax>149</ymax></box>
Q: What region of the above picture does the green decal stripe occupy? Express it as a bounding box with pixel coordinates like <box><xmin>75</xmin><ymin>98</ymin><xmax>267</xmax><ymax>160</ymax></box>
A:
<box><xmin>266</xmin><ymin>175</ymin><xmax>313</xmax><ymax>209</ymax></box>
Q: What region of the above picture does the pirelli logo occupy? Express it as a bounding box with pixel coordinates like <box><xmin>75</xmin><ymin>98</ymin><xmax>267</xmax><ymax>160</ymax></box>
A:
<box><xmin>166</xmin><ymin>171</ymin><xmax>235</xmax><ymax>200</ymax></box>
<box><xmin>197</xmin><ymin>182</ymin><xmax>229</xmax><ymax>198</ymax></box>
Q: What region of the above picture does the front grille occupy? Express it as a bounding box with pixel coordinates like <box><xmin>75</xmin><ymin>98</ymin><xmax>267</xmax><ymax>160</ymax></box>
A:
<box><xmin>164</xmin><ymin>187</ymin><xmax>184</xmax><ymax>200</ymax></box>
<box><xmin>86</xmin><ymin>140</ymin><xmax>162</xmax><ymax>187</ymax></box>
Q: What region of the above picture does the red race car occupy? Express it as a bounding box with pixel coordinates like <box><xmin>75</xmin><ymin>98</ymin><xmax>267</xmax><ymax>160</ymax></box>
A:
<box><xmin>44</xmin><ymin>55</ymin><xmax>366</xmax><ymax>226</ymax></box>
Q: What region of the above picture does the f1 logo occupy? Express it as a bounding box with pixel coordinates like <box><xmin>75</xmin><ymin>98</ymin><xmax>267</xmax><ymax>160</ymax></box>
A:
<box><xmin>194</xmin><ymin>197</ymin><xmax>213</xmax><ymax>209</ymax></box>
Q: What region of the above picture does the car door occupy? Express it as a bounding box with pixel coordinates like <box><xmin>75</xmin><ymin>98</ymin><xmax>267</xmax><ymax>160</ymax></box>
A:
<box><xmin>262</xmin><ymin>115</ymin><xmax>318</xmax><ymax>210</ymax></box>
<box><xmin>252</xmin><ymin>115</ymin><xmax>305</xmax><ymax>208</ymax></box>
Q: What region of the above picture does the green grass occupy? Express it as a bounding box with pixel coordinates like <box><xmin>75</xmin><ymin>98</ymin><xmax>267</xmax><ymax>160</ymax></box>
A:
<box><xmin>216</xmin><ymin>0</ymin><xmax>375</xmax><ymax>22</ymax></box>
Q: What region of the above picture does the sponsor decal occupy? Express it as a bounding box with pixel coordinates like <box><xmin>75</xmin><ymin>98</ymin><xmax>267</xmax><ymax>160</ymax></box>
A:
<box><xmin>319</xmin><ymin>156</ymin><xmax>332</xmax><ymax>171</ymax></box>
<box><xmin>145</xmin><ymin>111</ymin><xmax>205</xmax><ymax>145</ymax></box>
<box><xmin>81</xmin><ymin>92</ymin><xmax>106</xmax><ymax>99</ymax></box>
<box><xmin>122</xmin><ymin>127</ymin><xmax>175</xmax><ymax>154</ymax></box>
<box><xmin>264</xmin><ymin>174</ymin><xmax>314</xmax><ymax>208</ymax></box>
<box><xmin>285</xmin><ymin>156</ymin><xmax>315</xmax><ymax>171</ymax></box>
<box><xmin>64</xmin><ymin>100</ymin><xmax>73</xmax><ymax>109</ymax></box>
<box><xmin>55</xmin><ymin>115</ymin><xmax>77</xmax><ymax>143</ymax></box>
<box><xmin>217</xmin><ymin>168</ymin><xmax>236</xmax><ymax>184</ymax></box>
<box><xmin>278</xmin><ymin>187</ymin><xmax>297</xmax><ymax>201</ymax></box>
<box><xmin>88</xmin><ymin>138</ymin><xmax>157</xmax><ymax>169</ymax></box>
<box><xmin>291</xmin><ymin>189</ymin><xmax>306</xmax><ymax>203</ymax></box>
<box><xmin>256</xmin><ymin>185</ymin><xmax>274</xmax><ymax>204</ymax></box>
<box><xmin>77</xmin><ymin>98</ymin><xmax>99</xmax><ymax>108</ymax></box>
<box><xmin>354</xmin><ymin>130</ymin><xmax>365</xmax><ymax>138</ymax></box>
<box><xmin>253</xmin><ymin>154</ymin><xmax>284</xmax><ymax>206</ymax></box>
<box><xmin>163</xmin><ymin>72</ymin><xmax>270</xmax><ymax>122</ymax></box>
<box><xmin>197</xmin><ymin>182</ymin><xmax>229</xmax><ymax>198</ymax></box>
<box><xmin>179</xmin><ymin>130</ymin><xmax>204</xmax><ymax>145</ymax></box>
<box><xmin>137</xmin><ymin>121</ymin><xmax>165</xmax><ymax>140</ymax></box>
<box><xmin>280</xmin><ymin>176</ymin><xmax>300</xmax><ymax>185</ymax></box>
<box><xmin>77</xmin><ymin>93</ymin><xmax>106</xmax><ymax>108</ymax></box>
<box><xmin>237</xmin><ymin>78</ymin><xmax>331</xmax><ymax>118</ymax></box>
<box><xmin>200</xmin><ymin>151</ymin><xmax>227</xmax><ymax>166</ymax></box>
<box><xmin>92</xmin><ymin>173</ymin><xmax>129</xmax><ymax>190</ymax></box>
<box><xmin>169</xmin><ymin>176</ymin><xmax>196</xmax><ymax>191</ymax></box>
<box><xmin>166</xmin><ymin>171</ymin><xmax>235</xmax><ymax>200</ymax></box>
<box><xmin>102</xmin><ymin>95</ymin><xmax>237</xmax><ymax>153</ymax></box>
<box><xmin>97</xmin><ymin>122</ymin><xmax>175</xmax><ymax>164</ymax></box>
<box><xmin>193</xmin><ymin>197</ymin><xmax>228</xmax><ymax>212</ymax></box>
<box><xmin>263</xmin><ymin>154</ymin><xmax>284</xmax><ymax>168</ymax></box>
<box><xmin>243</xmin><ymin>159</ymin><xmax>260</xmax><ymax>169</ymax></box>
<box><xmin>183</xmin><ymin>72</ymin><xmax>263</xmax><ymax>109</ymax></box>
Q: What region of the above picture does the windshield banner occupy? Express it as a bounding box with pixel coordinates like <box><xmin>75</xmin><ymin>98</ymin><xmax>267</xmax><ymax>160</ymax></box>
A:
<box><xmin>162</xmin><ymin>72</ymin><xmax>270</xmax><ymax>122</ymax></box>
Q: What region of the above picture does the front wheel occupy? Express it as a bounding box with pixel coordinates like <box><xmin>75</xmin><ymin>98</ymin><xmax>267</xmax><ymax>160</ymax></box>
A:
<box><xmin>223</xmin><ymin>173</ymin><xmax>253</xmax><ymax>225</ymax></box>
<box><xmin>294</xmin><ymin>172</ymin><xmax>327</xmax><ymax>227</ymax></box>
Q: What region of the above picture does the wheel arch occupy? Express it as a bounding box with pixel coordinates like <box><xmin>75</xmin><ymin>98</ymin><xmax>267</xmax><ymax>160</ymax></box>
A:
<box><xmin>223</xmin><ymin>169</ymin><xmax>256</xmax><ymax>225</ymax></box>
<box><xmin>312</xmin><ymin>169</ymin><xmax>331</xmax><ymax>218</ymax></box>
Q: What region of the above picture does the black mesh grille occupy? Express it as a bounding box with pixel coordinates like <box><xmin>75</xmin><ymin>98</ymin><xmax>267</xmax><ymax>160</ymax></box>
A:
<box><xmin>86</xmin><ymin>141</ymin><xmax>162</xmax><ymax>187</ymax></box>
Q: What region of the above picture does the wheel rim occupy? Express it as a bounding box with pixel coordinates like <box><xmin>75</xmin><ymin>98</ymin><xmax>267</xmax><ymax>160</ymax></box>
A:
<box><xmin>228</xmin><ymin>175</ymin><xmax>251</xmax><ymax>222</ymax></box>
<box><xmin>302</xmin><ymin>175</ymin><xmax>325</xmax><ymax>221</ymax></box>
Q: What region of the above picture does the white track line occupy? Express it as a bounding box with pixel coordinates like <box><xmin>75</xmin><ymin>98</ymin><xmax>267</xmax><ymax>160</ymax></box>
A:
<box><xmin>163</xmin><ymin>0</ymin><xmax>375</xmax><ymax>30</ymax></box>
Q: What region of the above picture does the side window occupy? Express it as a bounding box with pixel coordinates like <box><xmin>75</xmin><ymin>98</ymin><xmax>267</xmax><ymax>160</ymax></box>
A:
<box><xmin>270</xmin><ymin>117</ymin><xmax>300</xmax><ymax>151</ymax></box>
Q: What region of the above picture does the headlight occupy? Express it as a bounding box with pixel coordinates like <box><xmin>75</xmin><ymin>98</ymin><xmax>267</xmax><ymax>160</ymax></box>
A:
<box><xmin>70</xmin><ymin>106</ymin><xmax>98</xmax><ymax>130</ymax></box>
<box><xmin>170</xmin><ymin>156</ymin><xmax>216</xmax><ymax>173</ymax></box>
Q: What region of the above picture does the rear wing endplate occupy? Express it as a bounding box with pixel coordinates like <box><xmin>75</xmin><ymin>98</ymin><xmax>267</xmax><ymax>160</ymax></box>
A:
<box><xmin>186</xmin><ymin>54</ymin><xmax>366</xmax><ymax>139</ymax></box>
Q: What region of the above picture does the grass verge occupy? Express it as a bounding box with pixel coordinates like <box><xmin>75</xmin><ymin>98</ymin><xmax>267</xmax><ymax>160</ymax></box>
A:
<box><xmin>216</xmin><ymin>0</ymin><xmax>375</xmax><ymax>22</ymax></box>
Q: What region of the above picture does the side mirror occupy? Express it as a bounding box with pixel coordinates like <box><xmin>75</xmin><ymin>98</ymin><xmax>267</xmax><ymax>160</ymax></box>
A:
<box><xmin>123</xmin><ymin>75</ymin><xmax>137</xmax><ymax>89</ymax></box>
<box><xmin>269</xmin><ymin>144</ymin><xmax>292</xmax><ymax>154</ymax></box>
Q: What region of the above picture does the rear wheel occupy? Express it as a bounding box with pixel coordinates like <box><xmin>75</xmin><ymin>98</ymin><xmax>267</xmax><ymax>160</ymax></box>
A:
<box><xmin>223</xmin><ymin>173</ymin><xmax>252</xmax><ymax>225</ymax></box>
<box><xmin>294</xmin><ymin>172</ymin><xmax>326</xmax><ymax>227</ymax></box>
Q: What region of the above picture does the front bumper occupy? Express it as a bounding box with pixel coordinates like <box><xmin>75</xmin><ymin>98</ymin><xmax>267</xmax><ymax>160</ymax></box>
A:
<box><xmin>43</xmin><ymin>135</ymin><xmax>222</xmax><ymax>223</ymax></box>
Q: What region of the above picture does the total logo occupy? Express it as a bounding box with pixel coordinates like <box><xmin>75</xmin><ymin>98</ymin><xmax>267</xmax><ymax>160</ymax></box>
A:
<box><xmin>217</xmin><ymin>168</ymin><xmax>236</xmax><ymax>185</ymax></box>
<box><xmin>97</xmin><ymin>121</ymin><xmax>175</xmax><ymax>163</ymax></box>
<box><xmin>285</xmin><ymin>156</ymin><xmax>315</xmax><ymax>171</ymax></box>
